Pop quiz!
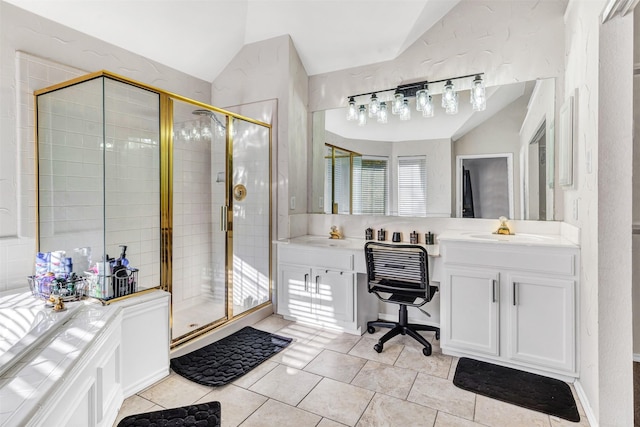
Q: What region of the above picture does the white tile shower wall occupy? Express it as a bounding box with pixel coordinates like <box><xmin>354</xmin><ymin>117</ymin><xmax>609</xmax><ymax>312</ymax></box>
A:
<box><xmin>0</xmin><ymin>52</ymin><xmax>86</xmax><ymax>293</ymax></box>
<box><xmin>172</xmin><ymin>122</ymin><xmax>216</xmax><ymax>312</ymax></box>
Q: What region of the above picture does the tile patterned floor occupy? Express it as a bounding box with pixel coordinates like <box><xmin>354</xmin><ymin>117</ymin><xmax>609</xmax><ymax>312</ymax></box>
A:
<box><xmin>113</xmin><ymin>315</ymin><xmax>591</xmax><ymax>427</ymax></box>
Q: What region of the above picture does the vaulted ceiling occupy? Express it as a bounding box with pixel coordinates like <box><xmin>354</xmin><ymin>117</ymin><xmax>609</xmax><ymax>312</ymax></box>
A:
<box><xmin>4</xmin><ymin>0</ymin><xmax>461</xmax><ymax>82</ymax></box>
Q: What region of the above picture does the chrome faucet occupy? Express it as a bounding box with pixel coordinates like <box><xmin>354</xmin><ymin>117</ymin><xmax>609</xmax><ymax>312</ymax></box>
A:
<box><xmin>494</xmin><ymin>216</ymin><xmax>513</xmax><ymax>235</ymax></box>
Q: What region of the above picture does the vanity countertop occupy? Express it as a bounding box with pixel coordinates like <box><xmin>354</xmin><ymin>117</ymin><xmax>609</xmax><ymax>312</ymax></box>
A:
<box><xmin>437</xmin><ymin>229</ymin><xmax>579</xmax><ymax>248</ymax></box>
<box><xmin>275</xmin><ymin>235</ymin><xmax>440</xmax><ymax>257</ymax></box>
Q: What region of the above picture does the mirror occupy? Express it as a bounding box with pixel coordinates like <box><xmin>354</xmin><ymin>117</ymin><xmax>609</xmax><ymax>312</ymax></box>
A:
<box><xmin>311</xmin><ymin>78</ymin><xmax>555</xmax><ymax>220</ymax></box>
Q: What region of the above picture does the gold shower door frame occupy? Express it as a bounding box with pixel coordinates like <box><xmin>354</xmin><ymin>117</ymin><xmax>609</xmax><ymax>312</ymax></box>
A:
<box><xmin>34</xmin><ymin>71</ymin><xmax>273</xmax><ymax>348</ymax></box>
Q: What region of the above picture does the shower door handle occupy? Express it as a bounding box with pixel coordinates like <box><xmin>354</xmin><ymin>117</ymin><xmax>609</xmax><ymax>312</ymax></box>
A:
<box><xmin>220</xmin><ymin>206</ymin><xmax>228</xmax><ymax>232</ymax></box>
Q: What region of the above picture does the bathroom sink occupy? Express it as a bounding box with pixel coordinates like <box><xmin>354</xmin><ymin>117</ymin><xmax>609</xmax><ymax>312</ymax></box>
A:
<box><xmin>465</xmin><ymin>233</ymin><xmax>554</xmax><ymax>243</ymax></box>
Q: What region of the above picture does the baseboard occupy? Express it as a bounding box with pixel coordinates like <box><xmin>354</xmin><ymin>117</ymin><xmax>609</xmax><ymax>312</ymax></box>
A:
<box><xmin>123</xmin><ymin>367</ymin><xmax>170</xmax><ymax>398</ymax></box>
<box><xmin>574</xmin><ymin>380</ymin><xmax>598</xmax><ymax>427</ymax></box>
<box><xmin>633</xmin><ymin>353</ymin><xmax>640</xmax><ymax>363</ymax></box>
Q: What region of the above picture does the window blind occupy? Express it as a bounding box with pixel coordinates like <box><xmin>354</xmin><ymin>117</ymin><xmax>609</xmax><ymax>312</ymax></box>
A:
<box><xmin>398</xmin><ymin>156</ymin><xmax>427</xmax><ymax>217</ymax></box>
<box><xmin>353</xmin><ymin>156</ymin><xmax>388</xmax><ymax>215</ymax></box>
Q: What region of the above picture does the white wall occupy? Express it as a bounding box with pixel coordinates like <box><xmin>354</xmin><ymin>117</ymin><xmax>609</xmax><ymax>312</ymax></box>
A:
<box><xmin>564</xmin><ymin>0</ymin><xmax>634</xmax><ymax>424</ymax></box>
<box><xmin>0</xmin><ymin>2</ymin><xmax>211</xmax><ymax>293</ymax></box>
<box><xmin>212</xmin><ymin>35</ymin><xmax>309</xmax><ymax>240</ymax></box>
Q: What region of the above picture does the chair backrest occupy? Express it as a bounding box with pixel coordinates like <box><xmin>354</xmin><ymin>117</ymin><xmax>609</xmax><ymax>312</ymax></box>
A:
<box><xmin>364</xmin><ymin>242</ymin><xmax>431</xmax><ymax>300</ymax></box>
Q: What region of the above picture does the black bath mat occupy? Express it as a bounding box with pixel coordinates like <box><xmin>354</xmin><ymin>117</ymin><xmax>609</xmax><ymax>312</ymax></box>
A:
<box><xmin>117</xmin><ymin>401</ymin><xmax>221</xmax><ymax>426</ymax></box>
<box><xmin>453</xmin><ymin>357</ymin><xmax>580</xmax><ymax>422</ymax></box>
<box><xmin>170</xmin><ymin>326</ymin><xmax>292</xmax><ymax>387</ymax></box>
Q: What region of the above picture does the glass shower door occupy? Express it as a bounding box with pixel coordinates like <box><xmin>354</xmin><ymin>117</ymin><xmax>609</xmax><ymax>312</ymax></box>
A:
<box><xmin>230</xmin><ymin>118</ymin><xmax>271</xmax><ymax>316</ymax></box>
<box><xmin>171</xmin><ymin>100</ymin><xmax>227</xmax><ymax>340</ymax></box>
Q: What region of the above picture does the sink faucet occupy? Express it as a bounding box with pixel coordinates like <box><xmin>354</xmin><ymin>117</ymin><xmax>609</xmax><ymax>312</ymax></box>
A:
<box><xmin>329</xmin><ymin>225</ymin><xmax>342</xmax><ymax>239</ymax></box>
<box><xmin>494</xmin><ymin>216</ymin><xmax>513</xmax><ymax>235</ymax></box>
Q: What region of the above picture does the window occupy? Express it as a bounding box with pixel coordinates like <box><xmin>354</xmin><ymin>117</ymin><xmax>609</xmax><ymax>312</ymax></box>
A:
<box><xmin>324</xmin><ymin>154</ymin><xmax>351</xmax><ymax>214</ymax></box>
<box><xmin>398</xmin><ymin>156</ymin><xmax>427</xmax><ymax>217</ymax></box>
<box><xmin>353</xmin><ymin>156</ymin><xmax>388</xmax><ymax>215</ymax></box>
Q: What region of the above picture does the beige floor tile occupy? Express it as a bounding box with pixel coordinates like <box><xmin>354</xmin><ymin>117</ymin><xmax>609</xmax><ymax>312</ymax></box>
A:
<box><xmin>249</xmin><ymin>364</ymin><xmax>322</xmax><ymax>406</ymax></box>
<box><xmin>232</xmin><ymin>360</ymin><xmax>279</xmax><ymax>389</ymax></box>
<box><xmin>270</xmin><ymin>340</ymin><xmax>324</xmax><ymax>369</ymax></box>
<box><xmin>307</xmin><ymin>329</ymin><xmax>362</xmax><ymax>353</ymax></box>
<box><xmin>474</xmin><ymin>395</ymin><xmax>551</xmax><ymax>427</ymax></box>
<box><xmin>239</xmin><ymin>399</ymin><xmax>321</xmax><ymax>427</ymax></box>
<box><xmin>195</xmin><ymin>384</ymin><xmax>267</xmax><ymax>427</ymax></box>
<box><xmin>549</xmin><ymin>415</ymin><xmax>591</xmax><ymax>427</ymax></box>
<box><xmin>356</xmin><ymin>392</ymin><xmax>437</xmax><ymax>427</ymax></box>
<box><xmin>435</xmin><ymin>411</ymin><xmax>487</xmax><ymax>427</ymax></box>
<box><xmin>407</xmin><ymin>372</ymin><xmax>476</xmax><ymax>420</ymax></box>
<box><xmin>138</xmin><ymin>372</ymin><xmax>212</xmax><ymax>408</ymax></box>
<box><xmin>351</xmin><ymin>360</ymin><xmax>418</xmax><ymax>400</ymax></box>
<box><xmin>394</xmin><ymin>345</ymin><xmax>452</xmax><ymax>379</ymax></box>
<box><xmin>318</xmin><ymin>418</ymin><xmax>348</xmax><ymax>426</ymax></box>
<box><xmin>304</xmin><ymin>349</ymin><xmax>367</xmax><ymax>383</ymax></box>
<box><xmin>274</xmin><ymin>322</ymin><xmax>323</xmax><ymax>343</ymax></box>
<box><xmin>111</xmin><ymin>395</ymin><xmax>161</xmax><ymax>426</ymax></box>
<box><xmin>251</xmin><ymin>315</ymin><xmax>293</xmax><ymax>334</ymax></box>
<box><xmin>348</xmin><ymin>336</ymin><xmax>404</xmax><ymax>366</ymax></box>
<box><xmin>298</xmin><ymin>378</ymin><xmax>375</xmax><ymax>426</ymax></box>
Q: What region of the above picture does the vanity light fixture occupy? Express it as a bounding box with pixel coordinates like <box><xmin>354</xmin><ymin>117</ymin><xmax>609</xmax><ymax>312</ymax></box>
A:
<box><xmin>470</xmin><ymin>74</ymin><xmax>486</xmax><ymax>111</ymax></box>
<box><xmin>357</xmin><ymin>105</ymin><xmax>368</xmax><ymax>126</ymax></box>
<box><xmin>346</xmin><ymin>96</ymin><xmax>357</xmax><ymax>121</ymax></box>
<box><xmin>345</xmin><ymin>72</ymin><xmax>485</xmax><ymax>125</ymax></box>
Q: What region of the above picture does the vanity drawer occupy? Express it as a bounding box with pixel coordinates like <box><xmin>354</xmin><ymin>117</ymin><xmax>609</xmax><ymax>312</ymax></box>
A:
<box><xmin>279</xmin><ymin>246</ymin><xmax>354</xmax><ymax>270</ymax></box>
<box><xmin>442</xmin><ymin>244</ymin><xmax>576</xmax><ymax>276</ymax></box>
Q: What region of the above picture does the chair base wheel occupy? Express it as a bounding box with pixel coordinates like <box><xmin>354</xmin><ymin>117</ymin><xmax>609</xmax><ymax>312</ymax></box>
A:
<box><xmin>367</xmin><ymin>326</ymin><xmax>376</xmax><ymax>334</ymax></box>
<box><xmin>435</xmin><ymin>330</ymin><xmax>440</xmax><ymax>340</ymax></box>
<box><xmin>373</xmin><ymin>343</ymin><xmax>383</xmax><ymax>353</ymax></box>
<box><xmin>422</xmin><ymin>347</ymin><xmax>432</xmax><ymax>356</ymax></box>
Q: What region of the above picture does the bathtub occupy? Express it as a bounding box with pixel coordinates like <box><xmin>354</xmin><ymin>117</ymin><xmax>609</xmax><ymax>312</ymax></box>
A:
<box><xmin>0</xmin><ymin>294</ymin><xmax>80</xmax><ymax>377</ymax></box>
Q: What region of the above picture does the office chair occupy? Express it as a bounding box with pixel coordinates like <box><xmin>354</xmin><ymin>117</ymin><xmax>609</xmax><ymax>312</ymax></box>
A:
<box><xmin>364</xmin><ymin>242</ymin><xmax>440</xmax><ymax>356</ymax></box>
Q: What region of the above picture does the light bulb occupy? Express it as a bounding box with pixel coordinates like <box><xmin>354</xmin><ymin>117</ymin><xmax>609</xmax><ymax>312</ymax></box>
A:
<box><xmin>400</xmin><ymin>98</ymin><xmax>411</xmax><ymax>121</ymax></box>
<box><xmin>346</xmin><ymin>97</ymin><xmax>357</xmax><ymax>121</ymax></box>
<box><xmin>377</xmin><ymin>102</ymin><xmax>388</xmax><ymax>124</ymax></box>
<box><xmin>358</xmin><ymin>105</ymin><xmax>367</xmax><ymax>126</ymax></box>
<box><xmin>369</xmin><ymin>93</ymin><xmax>380</xmax><ymax>117</ymax></box>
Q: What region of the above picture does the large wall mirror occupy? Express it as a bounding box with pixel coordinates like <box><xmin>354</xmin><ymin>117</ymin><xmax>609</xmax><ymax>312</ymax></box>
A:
<box><xmin>310</xmin><ymin>78</ymin><xmax>556</xmax><ymax>221</ymax></box>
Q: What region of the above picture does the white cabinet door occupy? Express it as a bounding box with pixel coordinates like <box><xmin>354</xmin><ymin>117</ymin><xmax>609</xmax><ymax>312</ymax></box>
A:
<box><xmin>314</xmin><ymin>269</ymin><xmax>354</xmax><ymax>327</ymax></box>
<box><xmin>507</xmin><ymin>274</ymin><xmax>575</xmax><ymax>372</ymax></box>
<box><xmin>278</xmin><ymin>264</ymin><xmax>314</xmax><ymax>322</ymax></box>
<box><xmin>445</xmin><ymin>267</ymin><xmax>500</xmax><ymax>356</ymax></box>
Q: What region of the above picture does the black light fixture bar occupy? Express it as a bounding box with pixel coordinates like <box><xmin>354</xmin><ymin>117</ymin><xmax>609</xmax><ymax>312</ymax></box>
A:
<box><xmin>347</xmin><ymin>72</ymin><xmax>484</xmax><ymax>100</ymax></box>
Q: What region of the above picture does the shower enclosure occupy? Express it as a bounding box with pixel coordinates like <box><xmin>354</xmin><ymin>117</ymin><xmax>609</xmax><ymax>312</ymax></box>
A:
<box><xmin>35</xmin><ymin>71</ymin><xmax>272</xmax><ymax>346</ymax></box>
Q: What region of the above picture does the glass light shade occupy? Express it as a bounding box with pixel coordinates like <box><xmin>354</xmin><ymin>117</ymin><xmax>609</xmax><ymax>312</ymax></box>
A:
<box><xmin>442</xmin><ymin>80</ymin><xmax>456</xmax><ymax>108</ymax></box>
<box><xmin>392</xmin><ymin>92</ymin><xmax>403</xmax><ymax>115</ymax></box>
<box><xmin>471</xmin><ymin>75</ymin><xmax>486</xmax><ymax>111</ymax></box>
<box><xmin>422</xmin><ymin>95</ymin><xmax>434</xmax><ymax>117</ymax></box>
<box><xmin>369</xmin><ymin>93</ymin><xmax>380</xmax><ymax>117</ymax></box>
<box><xmin>357</xmin><ymin>105</ymin><xmax>367</xmax><ymax>126</ymax></box>
<box><xmin>416</xmin><ymin>87</ymin><xmax>428</xmax><ymax>112</ymax></box>
<box><xmin>399</xmin><ymin>98</ymin><xmax>411</xmax><ymax>121</ymax></box>
<box><xmin>347</xmin><ymin>97</ymin><xmax>357</xmax><ymax>121</ymax></box>
<box><xmin>445</xmin><ymin>92</ymin><xmax>459</xmax><ymax>114</ymax></box>
<box><xmin>377</xmin><ymin>102</ymin><xmax>388</xmax><ymax>123</ymax></box>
